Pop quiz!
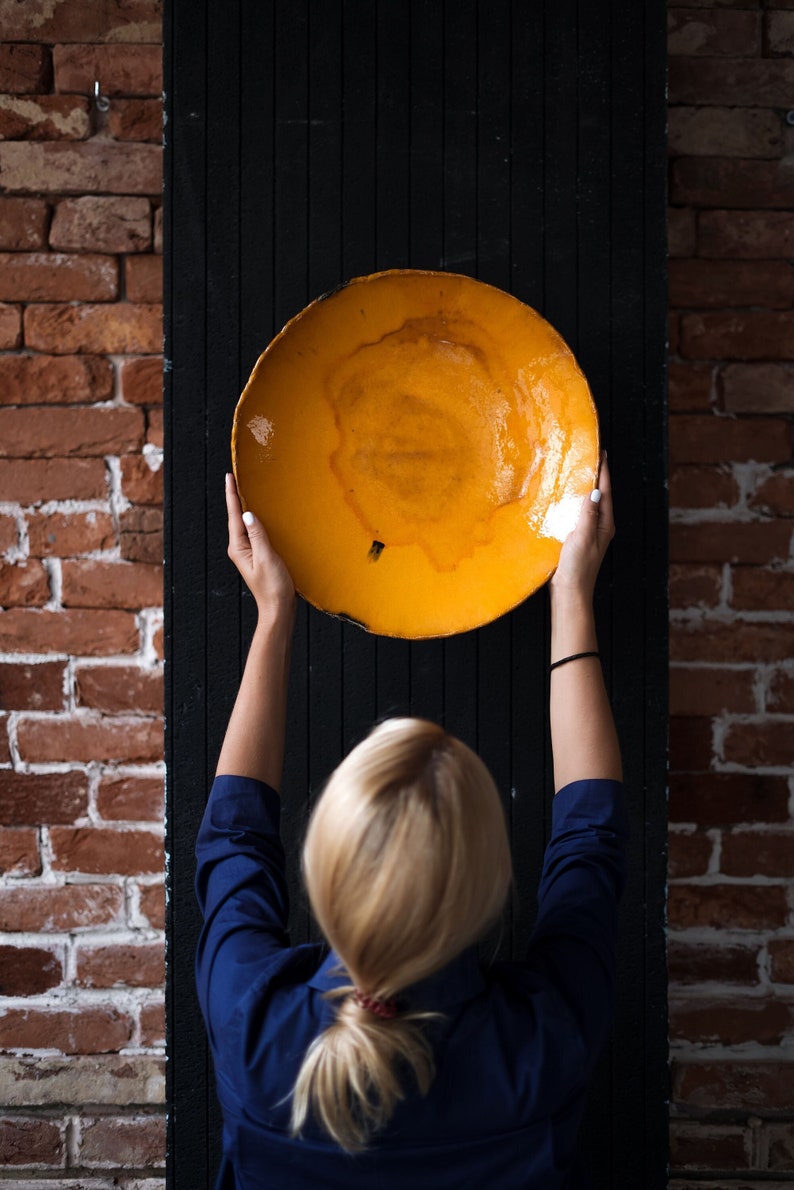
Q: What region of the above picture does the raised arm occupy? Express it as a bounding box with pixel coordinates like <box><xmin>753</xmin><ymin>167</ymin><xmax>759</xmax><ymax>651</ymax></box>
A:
<box><xmin>548</xmin><ymin>454</ymin><xmax>622</xmax><ymax>793</ymax></box>
<box><xmin>215</xmin><ymin>473</ymin><xmax>296</xmax><ymax>788</ymax></box>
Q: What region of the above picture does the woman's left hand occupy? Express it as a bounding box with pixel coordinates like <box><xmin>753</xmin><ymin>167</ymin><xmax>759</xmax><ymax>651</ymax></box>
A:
<box><xmin>225</xmin><ymin>473</ymin><xmax>295</xmax><ymax>616</ymax></box>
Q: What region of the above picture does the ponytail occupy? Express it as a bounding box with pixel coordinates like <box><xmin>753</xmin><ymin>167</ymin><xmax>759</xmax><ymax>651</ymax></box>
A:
<box><xmin>291</xmin><ymin>986</ymin><xmax>435</xmax><ymax>1151</ymax></box>
<box><xmin>291</xmin><ymin>718</ymin><xmax>512</xmax><ymax>1151</ymax></box>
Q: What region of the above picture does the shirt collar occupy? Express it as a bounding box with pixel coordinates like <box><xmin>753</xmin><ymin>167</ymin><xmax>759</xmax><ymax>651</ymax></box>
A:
<box><xmin>307</xmin><ymin>945</ymin><xmax>486</xmax><ymax>1011</ymax></box>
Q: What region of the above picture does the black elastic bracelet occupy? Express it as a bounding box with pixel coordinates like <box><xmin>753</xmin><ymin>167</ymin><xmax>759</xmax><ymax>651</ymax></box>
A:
<box><xmin>549</xmin><ymin>650</ymin><xmax>600</xmax><ymax>673</ymax></box>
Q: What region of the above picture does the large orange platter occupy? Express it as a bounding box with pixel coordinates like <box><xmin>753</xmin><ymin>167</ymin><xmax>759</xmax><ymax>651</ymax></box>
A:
<box><xmin>232</xmin><ymin>270</ymin><xmax>599</xmax><ymax>639</ymax></box>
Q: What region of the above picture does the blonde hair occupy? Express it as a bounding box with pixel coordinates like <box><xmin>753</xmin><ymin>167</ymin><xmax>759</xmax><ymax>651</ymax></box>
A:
<box><xmin>291</xmin><ymin>718</ymin><xmax>512</xmax><ymax>1151</ymax></box>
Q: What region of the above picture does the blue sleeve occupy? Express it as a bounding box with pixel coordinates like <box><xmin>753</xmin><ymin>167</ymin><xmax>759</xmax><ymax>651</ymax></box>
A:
<box><xmin>525</xmin><ymin>778</ymin><xmax>629</xmax><ymax>1062</ymax></box>
<box><xmin>194</xmin><ymin>774</ymin><xmax>291</xmax><ymax>1043</ymax></box>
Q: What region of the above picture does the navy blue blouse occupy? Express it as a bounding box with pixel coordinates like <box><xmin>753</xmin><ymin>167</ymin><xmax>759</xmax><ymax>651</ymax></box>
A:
<box><xmin>196</xmin><ymin>775</ymin><xmax>628</xmax><ymax>1189</ymax></box>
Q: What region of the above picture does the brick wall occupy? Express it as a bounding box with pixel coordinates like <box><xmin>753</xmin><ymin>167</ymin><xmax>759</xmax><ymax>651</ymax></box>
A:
<box><xmin>668</xmin><ymin>2</ymin><xmax>794</xmax><ymax>1185</ymax></box>
<box><xmin>0</xmin><ymin>0</ymin><xmax>165</xmax><ymax>1183</ymax></box>
<box><xmin>1</xmin><ymin>0</ymin><xmax>792</xmax><ymax>1184</ymax></box>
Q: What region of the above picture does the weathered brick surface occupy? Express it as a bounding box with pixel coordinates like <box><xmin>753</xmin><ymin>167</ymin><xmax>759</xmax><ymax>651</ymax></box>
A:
<box><xmin>24</xmin><ymin>302</ymin><xmax>162</xmax><ymax>354</ymax></box>
<box><xmin>26</xmin><ymin>509</ymin><xmax>116</xmax><ymax>557</ymax></box>
<box><xmin>78</xmin><ymin>1114</ymin><xmax>165</xmax><ymax>1168</ymax></box>
<box><xmin>120</xmin><ymin>355</ymin><xmax>162</xmax><ymax>404</ymax></box>
<box><xmin>0</xmin><ymin>142</ymin><xmax>162</xmax><ymax>195</ymax></box>
<box><xmin>0</xmin><ymin>458</ymin><xmax>107</xmax><ymax>503</ymax></box>
<box><xmin>109</xmin><ymin>98</ymin><xmax>163</xmax><ymax>143</ymax></box>
<box><xmin>62</xmin><ymin>561</ymin><xmax>163</xmax><ymax>609</ymax></box>
<box><xmin>97</xmin><ymin>775</ymin><xmax>163</xmax><ymax>822</ymax></box>
<box><xmin>75</xmin><ymin>664</ymin><xmax>163</xmax><ymax>714</ymax></box>
<box><xmin>0</xmin><ymin>1116</ymin><xmax>64</xmax><ymax>1165</ymax></box>
<box><xmin>76</xmin><ymin>943</ymin><xmax>164</xmax><ymax>988</ymax></box>
<box><xmin>0</xmin><ymin>354</ymin><xmax>114</xmax><ymax>405</ymax></box>
<box><xmin>0</xmin><ymin>196</ymin><xmax>49</xmax><ymax>249</ymax></box>
<box><xmin>0</xmin><ymin>93</ymin><xmax>90</xmax><ymax>140</ymax></box>
<box><xmin>0</xmin><ymin>252</ymin><xmax>117</xmax><ymax>302</ymax></box>
<box><xmin>0</xmin><ymin>661</ymin><xmax>66</xmax><ymax>712</ymax></box>
<box><xmin>0</xmin><ymin>769</ymin><xmax>87</xmax><ymax>825</ymax></box>
<box><xmin>17</xmin><ymin>716</ymin><xmax>163</xmax><ymax>765</ymax></box>
<box><xmin>0</xmin><ymin>609</ymin><xmax>139</xmax><ymax>655</ymax></box>
<box><xmin>0</xmin><ymin>0</ymin><xmax>162</xmax><ymax>43</ymax></box>
<box><xmin>668</xmin><ymin>106</ymin><xmax>782</xmax><ymax>157</ymax></box>
<box><xmin>0</xmin><ymin>44</ymin><xmax>52</xmax><ymax>93</ymax></box>
<box><xmin>721</xmin><ymin>363</ymin><xmax>794</xmax><ymax>413</ymax></box>
<box><xmin>671</xmin><ymin>157</ymin><xmax>794</xmax><ymax>209</ymax></box>
<box><xmin>50</xmin><ymin>195</ymin><xmax>152</xmax><ymax>252</ymax></box>
<box><xmin>49</xmin><ymin>824</ymin><xmax>163</xmax><ymax>874</ymax></box>
<box><xmin>0</xmin><ymin>1007</ymin><xmax>134</xmax><ymax>1055</ymax></box>
<box><xmin>0</xmin><ymin>947</ymin><xmax>63</xmax><ymax>996</ymax></box>
<box><xmin>53</xmin><ymin>44</ymin><xmax>162</xmax><ymax>95</ymax></box>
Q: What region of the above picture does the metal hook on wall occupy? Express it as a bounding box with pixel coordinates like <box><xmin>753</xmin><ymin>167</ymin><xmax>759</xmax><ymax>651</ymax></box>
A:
<box><xmin>93</xmin><ymin>80</ymin><xmax>110</xmax><ymax>113</ymax></box>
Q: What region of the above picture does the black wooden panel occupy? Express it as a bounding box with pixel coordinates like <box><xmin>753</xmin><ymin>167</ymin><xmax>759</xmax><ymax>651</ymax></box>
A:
<box><xmin>165</xmin><ymin>2</ymin><xmax>668</xmax><ymax>1186</ymax></box>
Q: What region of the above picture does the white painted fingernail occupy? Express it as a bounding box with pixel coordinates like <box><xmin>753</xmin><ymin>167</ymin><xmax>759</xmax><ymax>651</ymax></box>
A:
<box><xmin>590</xmin><ymin>489</ymin><xmax>602</xmax><ymax>504</ymax></box>
<box><xmin>242</xmin><ymin>511</ymin><xmax>255</xmax><ymax>526</ymax></box>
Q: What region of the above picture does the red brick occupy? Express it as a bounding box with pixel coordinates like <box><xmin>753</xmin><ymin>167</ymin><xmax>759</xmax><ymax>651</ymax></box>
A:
<box><xmin>120</xmin><ymin>454</ymin><xmax>162</xmax><ymax>505</ymax></box>
<box><xmin>97</xmin><ymin>775</ymin><xmax>163</xmax><ymax>822</ymax></box>
<box><xmin>0</xmin><ymin>142</ymin><xmax>162</xmax><ymax>196</ymax></box>
<box><xmin>670</xmin><ymin>716</ymin><xmax>715</xmax><ymax>771</ymax></box>
<box><xmin>138</xmin><ymin>883</ymin><xmax>164</xmax><ymax>929</ymax></box>
<box><xmin>0</xmin><ymin>947</ymin><xmax>62</xmax><ymax>996</ymax></box>
<box><xmin>669</xmin><ymin>311</ymin><xmax>679</xmax><ymax>355</ymax></box>
<box><xmin>120</xmin><ymin>356</ymin><xmax>162</xmax><ymax>405</ymax></box>
<box><xmin>0</xmin><ymin>407</ymin><xmax>143</xmax><ymax>458</ymax></box>
<box><xmin>732</xmin><ymin>568</ymin><xmax>794</xmax><ymax>615</ymax></box>
<box><xmin>0</xmin><ymin>196</ymin><xmax>48</xmax><ymax>249</ymax></box>
<box><xmin>27</xmin><ymin>511</ymin><xmax>115</xmax><ymax>557</ymax></box>
<box><xmin>78</xmin><ymin>1114</ymin><xmax>165</xmax><ymax>1168</ymax></box>
<box><xmin>50</xmin><ymin>825</ymin><xmax>163</xmax><ymax>876</ymax></box>
<box><xmin>721</xmin><ymin>830</ymin><xmax>794</xmax><ymax>877</ymax></box>
<box><xmin>669</xmin><ymin>1122</ymin><xmax>751</xmax><ymax>1172</ymax></box>
<box><xmin>721</xmin><ymin>363</ymin><xmax>794</xmax><ymax>413</ymax></box>
<box><xmin>0</xmin><ymin>560</ymin><xmax>50</xmax><ymax>607</ymax></box>
<box><xmin>673</xmin><ymin>619</ymin><xmax>794</xmax><ymax>663</ymax></box>
<box><xmin>768</xmin><ymin>669</ymin><xmax>794</xmax><ymax>710</ymax></box>
<box><xmin>0</xmin><ymin>303</ymin><xmax>21</xmax><ymax>349</ymax></box>
<box><xmin>767</xmin><ymin>7</ymin><xmax>794</xmax><ymax>50</ymax></box>
<box><xmin>669</xmin><ymin>106</ymin><xmax>782</xmax><ymax>158</ymax></box>
<box><xmin>62</xmin><ymin>561</ymin><xmax>162</xmax><ymax>610</ymax></box>
<box><xmin>153</xmin><ymin>205</ymin><xmax>162</xmax><ymax>254</ymax></box>
<box><xmin>0</xmin><ymin>1116</ymin><xmax>63</xmax><ymax>1165</ymax></box>
<box><xmin>669</xmin><ymin>562</ymin><xmax>723</xmax><ymax>609</ymax></box>
<box><xmin>670</xmin><ymin>666</ymin><xmax>755</xmax><ymax>716</ymax></box>
<box><xmin>669</xmin><ymin>55</ymin><xmax>794</xmax><ymax>105</ymax></box>
<box><xmin>0</xmin><ymin>513</ymin><xmax>16</xmax><ymax>553</ymax></box>
<box><xmin>670</xmin><ymin>521</ymin><xmax>792</xmax><ymax>564</ymax></box>
<box><xmin>54</xmin><ymin>44</ymin><xmax>162</xmax><ymax>96</ymax></box>
<box><xmin>669</xmin><ymin>831</ymin><xmax>714</xmax><ymax>878</ymax></box>
<box><xmin>668</xmin><ymin>940</ymin><xmax>761</xmax><ymax>987</ymax></box>
<box><xmin>146</xmin><ymin>406</ymin><xmax>163</xmax><ymax>449</ymax></box>
<box><xmin>0</xmin><ymin>770</ymin><xmax>87</xmax><ymax>826</ymax></box>
<box><xmin>0</xmin><ymin>661</ymin><xmax>65</xmax><ymax>712</ymax></box>
<box><xmin>0</xmin><ymin>714</ymin><xmax>9</xmax><ymax>764</ymax></box>
<box><xmin>668</xmin><ymin>364</ymin><xmax>713</xmax><ymax>413</ymax></box>
<box><xmin>670</xmin><ymin>996</ymin><xmax>794</xmax><ymax>1045</ymax></box>
<box><xmin>0</xmin><ymin>610</ymin><xmax>138</xmax><ymax>656</ymax></box>
<box><xmin>0</xmin><ymin>458</ymin><xmax>107</xmax><ymax>504</ymax></box>
<box><xmin>671</xmin><ymin>158</ymin><xmax>794</xmax><ymax>210</ymax></box>
<box><xmin>0</xmin><ymin>0</ymin><xmax>161</xmax><ymax>43</ymax></box>
<box><xmin>76</xmin><ymin>664</ymin><xmax>163</xmax><ymax>715</ymax></box>
<box><xmin>50</xmin><ymin>196</ymin><xmax>151</xmax><ymax>253</ymax></box>
<box><xmin>682</xmin><ymin>311</ymin><xmax>794</xmax><ymax>361</ymax></box>
<box><xmin>674</xmin><ymin>1060</ymin><xmax>794</xmax><ymax>1112</ymax></box>
<box><xmin>669</xmin><ymin>465</ymin><xmax>739</xmax><ymax>509</ymax></box>
<box><xmin>668</xmin><ymin>883</ymin><xmax>788</xmax><ymax>930</ymax></box>
<box><xmin>724</xmin><ymin>720</ymin><xmax>794</xmax><ymax>767</ymax></box>
<box><xmin>0</xmin><ymin>1007</ymin><xmax>133</xmax><ymax>1055</ymax></box>
<box><xmin>76</xmin><ymin>942</ymin><xmax>164</xmax><ymax>989</ymax></box>
<box><xmin>0</xmin><ymin>44</ymin><xmax>52</xmax><ymax>93</ymax></box>
<box><xmin>0</xmin><ymin>94</ymin><xmax>90</xmax><ymax>141</ymax></box>
<box><xmin>140</xmin><ymin>1001</ymin><xmax>165</xmax><ymax>1047</ymax></box>
<box><xmin>152</xmin><ymin>622</ymin><xmax>163</xmax><ymax>660</ymax></box>
<box><xmin>0</xmin><ymin>884</ymin><xmax>123</xmax><ymax>933</ymax></box>
<box><xmin>120</xmin><ymin>507</ymin><xmax>162</xmax><ymax>564</ymax></box>
<box><xmin>0</xmin><ymin>253</ymin><xmax>117</xmax><ymax>303</ymax></box>
<box><xmin>0</xmin><ymin>828</ymin><xmax>40</xmax><ymax>877</ymax></box>
<box><xmin>669</xmin><ymin>207</ymin><xmax>696</xmax><ymax>258</ymax></box>
<box><xmin>699</xmin><ymin>210</ymin><xmax>794</xmax><ymax>258</ymax></box>
<box><xmin>669</xmin><ymin>773</ymin><xmax>790</xmax><ymax>825</ymax></box>
<box><xmin>0</xmin><ymin>354</ymin><xmax>113</xmax><ymax>406</ymax></box>
<box><xmin>769</xmin><ymin>939</ymin><xmax>794</xmax><ymax>983</ymax></box>
<box><xmin>109</xmin><ymin>98</ymin><xmax>163</xmax><ymax>142</ymax></box>
<box><xmin>749</xmin><ymin>472</ymin><xmax>794</xmax><ymax>516</ymax></box>
<box><xmin>17</xmin><ymin>716</ymin><xmax>163</xmax><ymax>765</ymax></box>
<box><xmin>668</xmin><ymin>9</ymin><xmax>761</xmax><ymax>54</ymax></box>
<box><xmin>125</xmin><ymin>255</ymin><xmax>162</xmax><ymax>303</ymax></box>
<box><xmin>24</xmin><ymin>303</ymin><xmax>162</xmax><ymax>355</ymax></box>
<box><xmin>669</xmin><ymin>260</ymin><xmax>794</xmax><ymax>310</ymax></box>
<box><xmin>766</xmin><ymin>1122</ymin><xmax>794</xmax><ymax>1172</ymax></box>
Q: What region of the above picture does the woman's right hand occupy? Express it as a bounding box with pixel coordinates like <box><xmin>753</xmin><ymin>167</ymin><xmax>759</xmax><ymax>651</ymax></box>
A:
<box><xmin>549</xmin><ymin>452</ymin><xmax>614</xmax><ymax>603</ymax></box>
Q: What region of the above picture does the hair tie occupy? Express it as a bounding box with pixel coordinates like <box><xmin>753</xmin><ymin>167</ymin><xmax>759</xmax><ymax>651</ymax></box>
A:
<box><xmin>352</xmin><ymin>989</ymin><xmax>398</xmax><ymax>1020</ymax></box>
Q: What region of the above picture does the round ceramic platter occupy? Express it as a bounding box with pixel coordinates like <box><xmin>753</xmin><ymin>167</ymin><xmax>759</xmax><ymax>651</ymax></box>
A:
<box><xmin>232</xmin><ymin>269</ymin><xmax>599</xmax><ymax>639</ymax></box>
